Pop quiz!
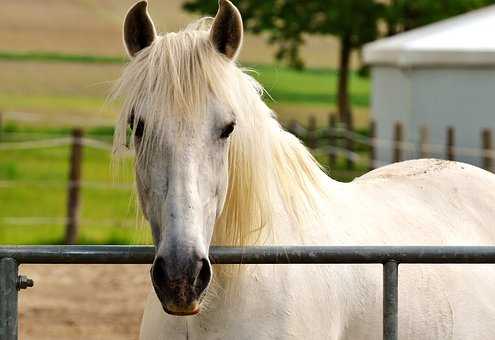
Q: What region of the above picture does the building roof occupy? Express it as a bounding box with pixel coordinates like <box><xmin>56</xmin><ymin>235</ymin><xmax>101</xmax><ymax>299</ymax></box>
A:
<box><xmin>363</xmin><ymin>5</ymin><xmax>495</xmax><ymax>67</ymax></box>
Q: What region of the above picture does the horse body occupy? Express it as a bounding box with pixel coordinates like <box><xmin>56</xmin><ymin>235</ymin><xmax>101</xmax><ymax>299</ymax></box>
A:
<box><xmin>140</xmin><ymin>159</ymin><xmax>495</xmax><ymax>339</ymax></box>
<box><xmin>113</xmin><ymin>1</ymin><xmax>495</xmax><ymax>339</ymax></box>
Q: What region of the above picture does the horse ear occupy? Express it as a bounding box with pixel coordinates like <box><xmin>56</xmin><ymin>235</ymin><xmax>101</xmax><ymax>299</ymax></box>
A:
<box><xmin>123</xmin><ymin>1</ymin><xmax>157</xmax><ymax>58</ymax></box>
<box><xmin>210</xmin><ymin>0</ymin><xmax>243</xmax><ymax>60</ymax></box>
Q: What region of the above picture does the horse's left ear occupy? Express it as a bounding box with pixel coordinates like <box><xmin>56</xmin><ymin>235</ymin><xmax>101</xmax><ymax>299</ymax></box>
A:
<box><xmin>123</xmin><ymin>1</ymin><xmax>157</xmax><ymax>58</ymax></box>
<box><xmin>210</xmin><ymin>0</ymin><xmax>243</xmax><ymax>60</ymax></box>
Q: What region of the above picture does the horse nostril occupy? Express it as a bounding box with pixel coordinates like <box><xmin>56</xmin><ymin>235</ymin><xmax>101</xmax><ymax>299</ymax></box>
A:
<box><xmin>194</xmin><ymin>258</ymin><xmax>211</xmax><ymax>294</ymax></box>
<box><xmin>151</xmin><ymin>255</ymin><xmax>211</xmax><ymax>299</ymax></box>
<box><xmin>151</xmin><ymin>255</ymin><xmax>168</xmax><ymax>286</ymax></box>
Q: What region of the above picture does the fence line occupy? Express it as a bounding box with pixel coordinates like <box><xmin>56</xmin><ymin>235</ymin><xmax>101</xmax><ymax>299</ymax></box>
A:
<box><xmin>0</xmin><ymin>137</ymin><xmax>72</xmax><ymax>150</ymax></box>
<box><xmin>2</xmin><ymin>245</ymin><xmax>495</xmax><ymax>340</ymax></box>
<box><xmin>0</xmin><ymin>137</ymin><xmax>113</xmax><ymax>151</ymax></box>
<box><xmin>312</xmin><ymin>145</ymin><xmax>361</xmax><ymax>162</ymax></box>
<box><xmin>65</xmin><ymin>129</ymin><xmax>83</xmax><ymax>244</ymax></box>
<box><xmin>0</xmin><ymin>217</ymin><xmax>138</xmax><ymax>227</ymax></box>
<box><xmin>0</xmin><ymin>180</ymin><xmax>133</xmax><ymax>190</ymax></box>
<box><xmin>0</xmin><ymin>129</ymin><xmax>119</xmax><ymax>243</ymax></box>
<box><xmin>482</xmin><ymin>129</ymin><xmax>492</xmax><ymax>170</ymax></box>
<box><xmin>294</xmin><ymin>124</ymin><xmax>495</xmax><ymax>158</ymax></box>
<box><xmin>288</xmin><ymin>116</ymin><xmax>495</xmax><ymax>173</ymax></box>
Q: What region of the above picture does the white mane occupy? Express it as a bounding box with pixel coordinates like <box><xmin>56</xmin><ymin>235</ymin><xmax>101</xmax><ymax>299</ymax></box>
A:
<box><xmin>112</xmin><ymin>19</ymin><xmax>335</xmax><ymax>247</ymax></box>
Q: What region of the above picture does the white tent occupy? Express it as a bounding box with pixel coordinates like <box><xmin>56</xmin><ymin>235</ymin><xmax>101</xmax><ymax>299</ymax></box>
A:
<box><xmin>363</xmin><ymin>6</ymin><xmax>495</xmax><ymax>167</ymax></box>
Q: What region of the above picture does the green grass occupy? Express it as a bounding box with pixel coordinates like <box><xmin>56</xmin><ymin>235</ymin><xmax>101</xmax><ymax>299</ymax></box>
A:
<box><xmin>0</xmin><ymin>50</ymin><xmax>126</xmax><ymax>64</ymax></box>
<box><xmin>0</xmin><ymin>128</ymin><xmax>153</xmax><ymax>245</ymax></box>
<box><xmin>0</xmin><ymin>93</ymin><xmax>114</xmax><ymax>117</ymax></box>
<box><xmin>251</xmin><ymin>64</ymin><xmax>370</xmax><ymax>107</ymax></box>
<box><xmin>0</xmin><ymin>51</ymin><xmax>371</xmax><ymax>121</ymax></box>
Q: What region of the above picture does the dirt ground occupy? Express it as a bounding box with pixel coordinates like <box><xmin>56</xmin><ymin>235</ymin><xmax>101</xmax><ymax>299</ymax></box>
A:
<box><xmin>18</xmin><ymin>264</ymin><xmax>152</xmax><ymax>340</ymax></box>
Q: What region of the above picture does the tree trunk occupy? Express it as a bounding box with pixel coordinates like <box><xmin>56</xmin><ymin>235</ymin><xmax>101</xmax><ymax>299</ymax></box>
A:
<box><xmin>337</xmin><ymin>35</ymin><xmax>352</xmax><ymax>126</ymax></box>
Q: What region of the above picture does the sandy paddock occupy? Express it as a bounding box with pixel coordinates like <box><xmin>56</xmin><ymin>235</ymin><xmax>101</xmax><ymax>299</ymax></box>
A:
<box><xmin>18</xmin><ymin>264</ymin><xmax>151</xmax><ymax>340</ymax></box>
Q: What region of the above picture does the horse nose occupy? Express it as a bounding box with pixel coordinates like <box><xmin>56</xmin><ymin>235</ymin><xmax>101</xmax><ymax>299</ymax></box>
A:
<box><xmin>151</xmin><ymin>254</ymin><xmax>212</xmax><ymax>302</ymax></box>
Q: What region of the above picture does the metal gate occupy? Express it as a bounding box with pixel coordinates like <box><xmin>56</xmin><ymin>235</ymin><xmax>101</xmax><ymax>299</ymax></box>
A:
<box><xmin>1</xmin><ymin>245</ymin><xmax>495</xmax><ymax>340</ymax></box>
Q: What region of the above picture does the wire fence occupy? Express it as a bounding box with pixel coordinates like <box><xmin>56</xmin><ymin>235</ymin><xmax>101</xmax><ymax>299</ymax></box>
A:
<box><xmin>0</xmin><ymin>217</ymin><xmax>137</xmax><ymax>228</ymax></box>
<box><xmin>289</xmin><ymin>116</ymin><xmax>495</xmax><ymax>172</ymax></box>
<box><xmin>0</xmin><ymin>136</ymin><xmax>113</xmax><ymax>151</ymax></box>
<box><xmin>0</xmin><ymin>128</ymin><xmax>132</xmax><ymax>237</ymax></box>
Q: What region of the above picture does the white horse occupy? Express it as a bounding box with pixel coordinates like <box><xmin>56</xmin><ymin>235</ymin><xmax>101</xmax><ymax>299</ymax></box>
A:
<box><xmin>112</xmin><ymin>1</ymin><xmax>495</xmax><ymax>339</ymax></box>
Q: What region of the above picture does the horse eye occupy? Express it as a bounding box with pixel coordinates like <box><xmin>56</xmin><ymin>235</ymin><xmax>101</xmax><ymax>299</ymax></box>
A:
<box><xmin>135</xmin><ymin>119</ymin><xmax>145</xmax><ymax>138</ymax></box>
<box><xmin>220</xmin><ymin>122</ymin><xmax>235</xmax><ymax>139</ymax></box>
<box><xmin>128</xmin><ymin>112</ymin><xmax>145</xmax><ymax>139</ymax></box>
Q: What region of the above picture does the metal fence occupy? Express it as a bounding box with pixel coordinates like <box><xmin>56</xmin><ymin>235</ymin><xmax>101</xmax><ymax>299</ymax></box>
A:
<box><xmin>1</xmin><ymin>245</ymin><xmax>495</xmax><ymax>340</ymax></box>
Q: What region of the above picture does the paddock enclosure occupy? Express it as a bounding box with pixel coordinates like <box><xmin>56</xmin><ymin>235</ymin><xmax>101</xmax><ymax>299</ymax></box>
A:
<box><xmin>1</xmin><ymin>245</ymin><xmax>495</xmax><ymax>340</ymax></box>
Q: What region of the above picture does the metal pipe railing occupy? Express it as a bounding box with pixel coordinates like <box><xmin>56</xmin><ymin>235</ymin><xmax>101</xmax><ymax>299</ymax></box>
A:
<box><xmin>0</xmin><ymin>258</ymin><xmax>18</xmax><ymax>340</ymax></box>
<box><xmin>2</xmin><ymin>245</ymin><xmax>495</xmax><ymax>340</ymax></box>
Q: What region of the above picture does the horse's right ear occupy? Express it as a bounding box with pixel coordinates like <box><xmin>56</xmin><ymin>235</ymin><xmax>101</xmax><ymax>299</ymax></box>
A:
<box><xmin>210</xmin><ymin>0</ymin><xmax>243</xmax><ymax>60</ymax></box>
<box><xmin>123</xmin><ymin>1</ymin><xmax>157</xmax><ymax>58</ymax></box>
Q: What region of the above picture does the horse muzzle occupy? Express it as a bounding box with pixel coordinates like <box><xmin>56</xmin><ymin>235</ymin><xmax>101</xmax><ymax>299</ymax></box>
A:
<box><xmin>151</xmin><ymin>253</ymin><xmax>211</xmax><ymax>316</ymax></box>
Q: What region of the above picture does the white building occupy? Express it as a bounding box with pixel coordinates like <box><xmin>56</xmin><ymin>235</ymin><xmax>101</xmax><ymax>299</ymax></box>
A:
<box><xmin>363</xmin><ymin>6</ymin><xmax>495</xmax><ymax>167</ymax></box>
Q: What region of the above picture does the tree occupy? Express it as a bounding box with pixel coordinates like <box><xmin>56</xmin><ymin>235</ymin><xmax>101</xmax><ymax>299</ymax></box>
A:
<box><xmin>309</xmin><ymin>1</ymin><xmax>382</xmax><ymax>127</ymax></box>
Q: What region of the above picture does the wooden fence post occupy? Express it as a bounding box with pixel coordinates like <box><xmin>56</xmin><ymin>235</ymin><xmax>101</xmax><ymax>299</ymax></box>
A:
<box><xmin>64</xmin><ymin>128</ymin><xmax>84</xmax><ymax>245</ymax></box>
<box><xmin>446</xmin><ymin>126</ymin><xmax>455</xmax><ymax>161</ymax></box>
<box><xmin>345</xmin><ymin>114</ymin><xmax>354</xmax><ymax>170</ymax></box>
<box><xmin>287</xmin><ymin>119</ymin><xmax>298</xmax><ymax>137</ymax></box>
<box><xmin>393</xmin><ymin>121</ymin><xmax>403</xmax><ymax>163</ymax></box>
<box><xmin>307</xmin><ymin>116</ymin><xmax>317</xmax><ymax>149</ymax></box>
<box><xmin>482</xmin><ymin>129</ymin><xmax>492</xmax><ymax>171</ymax></box>
<box><xmin>419</xmin><ymin>125</ymin><xmax>429</xmax><ymax>159</ymax></box>
<box><xmin>328</xmin><ymin>114</ymin><xmax>337</xmax><ymax>168</ymax></box>
<box><xmin>369</xmin><ymin>120</ymin><xmax>375</xmax><ymax>171</ymax></box>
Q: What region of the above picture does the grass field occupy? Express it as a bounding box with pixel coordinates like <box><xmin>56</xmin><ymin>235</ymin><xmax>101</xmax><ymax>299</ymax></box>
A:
<box><xmin>0</xmin><ymin>127</ymin><xmax>153</xmax><ymax>245</ymax></box>
<box><xmin>0</xmin><ymin>55</ymin><xmax>370</xmax><ymax>129</ymax></box>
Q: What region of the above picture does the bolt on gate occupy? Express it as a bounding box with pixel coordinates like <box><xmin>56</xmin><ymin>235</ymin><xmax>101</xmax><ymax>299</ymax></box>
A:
<box><xmin>2</xmin><ymin>245</ymin><xmax>495</xmax><ymax>340</ymax></box>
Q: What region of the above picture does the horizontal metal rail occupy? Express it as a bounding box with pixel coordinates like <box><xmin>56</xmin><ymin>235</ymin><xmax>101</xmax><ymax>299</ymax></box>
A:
<box><xmin>2</xmin><ymin>245</ymin><xmax>495</xmax><ymax>264</ymax></box>
<box><xmin>1</xmin><ymin>245</ymin><xmax>495</xmax><ymax>340</ymax></box>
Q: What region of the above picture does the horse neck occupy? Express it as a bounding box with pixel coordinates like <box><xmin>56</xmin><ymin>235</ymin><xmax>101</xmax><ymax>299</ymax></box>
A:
<box><xmin>213</xmin><ymin>98</ymin><xmax>339</xmax><ymax>247</ymax></box>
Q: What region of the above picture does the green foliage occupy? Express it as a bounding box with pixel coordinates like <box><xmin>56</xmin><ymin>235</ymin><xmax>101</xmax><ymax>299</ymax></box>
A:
<box><xmin>184</xmin><ymin>0</ymin><xmax>495</xmax><ymax>69</ymax></box>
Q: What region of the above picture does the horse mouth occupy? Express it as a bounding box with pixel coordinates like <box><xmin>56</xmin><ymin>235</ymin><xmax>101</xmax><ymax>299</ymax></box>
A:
<box><xmin>153</xmin><ymin>282</ymin><xmax>206</xmax><ymax>316</ymax></box>
<box><xmin>163</xmin><ymin>302</ymin><xmax>200</xmax><ymax>316</ymax></box>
